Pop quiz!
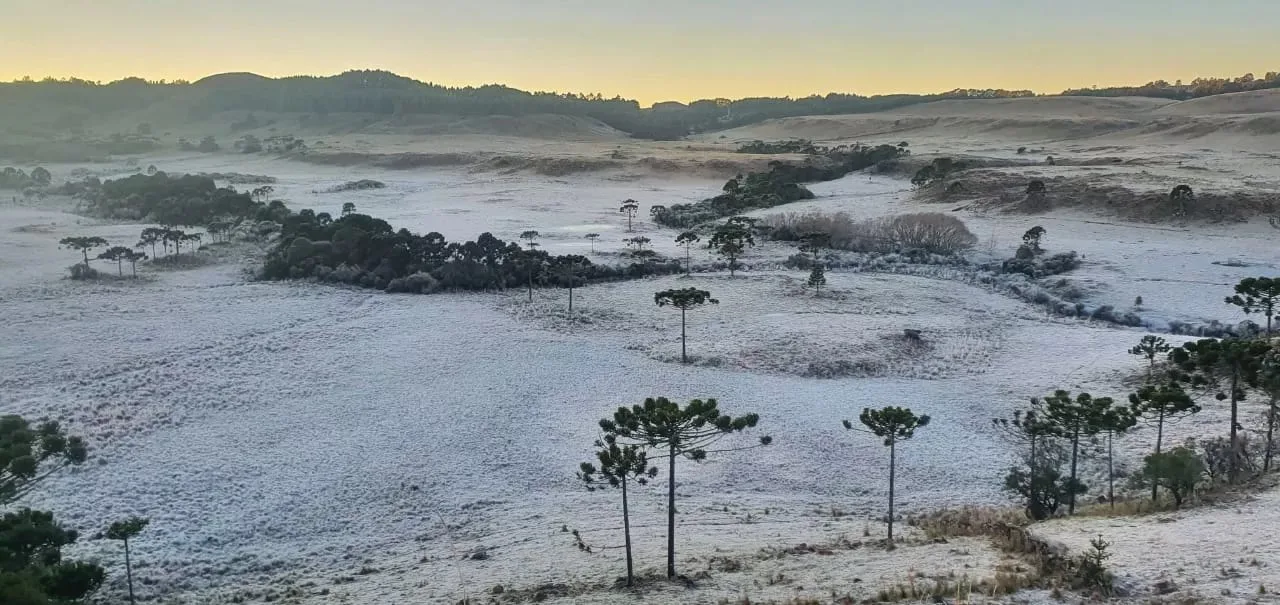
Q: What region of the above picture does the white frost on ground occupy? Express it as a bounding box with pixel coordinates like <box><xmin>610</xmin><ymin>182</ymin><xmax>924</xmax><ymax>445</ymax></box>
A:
<box><xmin>0</xmin><ymin>155</ymin><xmax>1272</xmax><ymax>603</ymax></box>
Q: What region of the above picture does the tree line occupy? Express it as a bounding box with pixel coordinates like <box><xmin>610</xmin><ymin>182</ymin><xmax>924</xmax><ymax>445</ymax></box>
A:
<box><xmin>579</xmin><ymin>397</ymin><xmax>933</xmax><ymax>585</ymax></box>
<box><xmin>1000</xmin><ymin>277</ymin><xmax>1280</xmax><ymax>519</ymax></box>
<box><xmin>1</xmin><ymin>416</ymin><xmax>149</xmax><ymax>605</ymax></box>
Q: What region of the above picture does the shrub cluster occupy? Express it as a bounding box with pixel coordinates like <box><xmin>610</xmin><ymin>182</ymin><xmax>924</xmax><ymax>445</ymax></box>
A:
<box><xmin>735</xmin><ymin>139</ymin><xmax>823</xmax><ymax>154</ymax></box>
<box><xmin>262</xmin><ymin>212</ymin><xmax>682</xmax><ymax>293</ymax></box>
<box><xmin>72</xmin><ymin>172</ymin><xmax>259</xmax><ymax>225</ymax></box>
<box><xmin>765</xmin><ymin>211</ymin><xmax>977</xmax><ymax>255</ymax></box>
<box><xmin>653</xmin><ymin>143</ymin><xmax>908</xmax><ymax>228</ymax></box>
<box><xmin>1000</xmin><ymin>251</ymin><xmax>1081</xmax><ymax>278</ymax></box>
<box><xmin>1</xmin><ymin>166</ymin><xmax>51</xmax><ymax>189</ymax></box>
<box><xmin>324</xmin><ymin>180</ymin><xmax>386</xmax><ymax>193</ymax></box>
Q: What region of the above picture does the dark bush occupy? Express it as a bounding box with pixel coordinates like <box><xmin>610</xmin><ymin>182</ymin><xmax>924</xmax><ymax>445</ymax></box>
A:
<box><xmin>655</xmin><ymin>144</ymin><xmax>908</xmax><ymax>228</ymax></box>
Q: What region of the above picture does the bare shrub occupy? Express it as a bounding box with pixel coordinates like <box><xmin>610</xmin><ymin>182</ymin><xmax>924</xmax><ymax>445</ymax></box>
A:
<box><xmin>763</xmin><ymin>211</ymin><xmax>976</xmax><ymax>255</ymax></box>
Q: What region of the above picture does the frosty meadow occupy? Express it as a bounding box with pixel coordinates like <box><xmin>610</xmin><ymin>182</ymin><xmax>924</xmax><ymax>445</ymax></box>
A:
<box><xmin>3</xmin><ymin>70</ymin><xmax>1280</xmax><ymax>605</ymax></box>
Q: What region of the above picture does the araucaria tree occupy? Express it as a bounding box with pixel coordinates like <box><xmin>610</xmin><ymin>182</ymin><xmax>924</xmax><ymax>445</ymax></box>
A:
<box><xmin>675</xmin><ymin>231</ymin><xmax>700</xmax><ymax>276</ymax></box>
<box><xmin>1038</xmin><ymin>390</ymin><xmax>1114</xmax><ymax>514</ymax></box>
<box><xmin>1129</xmin><ymin>335</ymin><xmax>1172</xmax><ymax>384</ymax></box>
<box><xmin>584</xmin><ymin>233</ymin><xmax>600</xmax><ymax>253</ymax></box>
<box><xmin>0</xmin><ymin>415</ymin><xmax>104</xmax><ymax>605</ymax></box>
<box><xmin>138</xmin><ymin>227</ymin><xmax>165</xmax><ymax>258</ymax></box>
<box><xmin>97</xmin><ymin>246</ymin><xmax>135</xmax><ymax>277</ymax></box>
<box><xmin>654</xmin><ymin>288</ymin><xmax>718</xmax><ymax>363</ymax></box>
<box><xmin>1257</xmin><ymin>352</ymin><xmax>1280</xmax><ymax>471</ymax></box>
<box><xmin>59</xmin><ymin>236</ymin><xmax>109</xmax><ymax>267</ymax></box>
<box><xmin>1170</xmin><ymin>184</ymin><xmax>1194</xmax><ymax>216</ymax></box>
<box><xmin>578</xmin><ymin>436</ymin><xmax>656</xmax><ymax>586</ymax></box>
<box><xmin>994</xmin><ymin>407</ymin><xmax>1077</xmax><ymax>520</ymax></box>
<box><xmin>1171</xmin><ymin>338</ymin><xmax>1270</xmax><ymax>482</ymax></box>
<box><xmin>845</xmin><ymin>407</ymin><xmax>929</xmax><ymax>544</ymax></box>
<box><xmin>619</xmin><ymin>199</ymin><xmax>639</xmax><ymax>232</ymax></box>
<box><xmin>1</xmin><ymin>415</ymin><xmax>88</xmax><ymax>503</ymax></box>
<box><xmin>807</xmin><ymin>264</ymin><xmax>826</xmax><ymax>296</ymax></box>
<box><xmin>599</xmin><ymin>397</ymin><xmax>769</xmax><ymax>578</ymax></box>
<box><xmin>106</xmin><ymin>516</ymin><xmax>150</xmax><ymax>605</ymax></box>
<box><xmin>342</xmin><ymin>202</ymin><xmax>357</xmax><ymax>216</ymax></box>
<box><xmin>551</xmin><ymin>254</ymin><xmax>588</xmax><ymax>314</ymax></box>
<box><xmin>1225</xmin><ymin>277</ymin><xmax>1280</xmax><ymax>335</ymax></box>
<box><xmin>1095</xmin><ymin>405</ymin><xmax>1137</xmax><ymax>507</ymax></box>
<box><xmin>1129</xmin><ymin>382</ymin><xmax>1198</xmax><ymax>500</ymax></box>
<box><xmin>519</xmin><ymin>230</ymin><xmax>540</xmax><ymax>250</ymax></box>
<box><xmin>708</xmin><ymin>218</ymin><xmax>755</xmax><ymax>277</ymax></box>
<box><xmin>124</xmin><ymin>250</ymin><xmax>147</xmax><ymax>278</ymax></box>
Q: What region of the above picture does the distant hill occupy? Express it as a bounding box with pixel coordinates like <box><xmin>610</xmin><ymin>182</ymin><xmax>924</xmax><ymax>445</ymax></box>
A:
<box><xmin>1</xmin><ymin>69</ymin><xmax>1276</xmax><ymax>141</ymax></box>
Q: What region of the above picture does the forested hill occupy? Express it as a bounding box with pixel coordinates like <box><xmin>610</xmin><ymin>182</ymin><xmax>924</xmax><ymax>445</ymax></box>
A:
<box><xmin>0</xmin><ymin>70</ymin><xmax>1030</xmax><ymax>140</ymax></box>
<box><xmin>3</xmin><ymin>69</ymin><xmax>1277</xmax><ymax>140</ymax></box>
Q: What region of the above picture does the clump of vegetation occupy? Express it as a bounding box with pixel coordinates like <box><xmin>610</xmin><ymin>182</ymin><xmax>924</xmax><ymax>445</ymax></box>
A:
<box><xmin>323</xmin><ymin>180</ymin><xmax>386</xmax><ymax>193</ymax></box>
<box><xmin>736</xmin><ymin>139</ymin><xmax>822</xmax><ymax>154</ymax></box>
<box><xmin>654</xmin><ymin>144</ymin><xmax>908</xmax><ymax>228</ymax></box>
<box><xmin>1139</xmin><ymin>446</ymin><xmax>1203</xmax><ymax>508</ymax></box>
<box><xmin>73</xmin><ymin>172</ymin><xmax>258</xmax><ymax>225</ymax></box>
<box><xmin>178</xmin><ymin>136</ymin><xmax>221</xmax><ymax>153</ymax></box>
<box><xmin>1</xmin><ymin>166</ymin><xmax>50</xmax><ymax>189</ymax></box>
<box><xmin>1073</xmin><ymin>536</ymin><xmax>1114</xmax><ymax>594</ymax></box>
<box><xmin>910</xmin><ymin>157</ymin><xmax>968</xmax><ymax>189</ymax></box>
<box><xmin>262</xmin><ymin>211</ymin><xmax>682</xmax><ymax>293</ymax></box>
<box><xmin>0</xmin><ymin>415</ymin><xmax>105</xmax><ymax>605</ymax></box>
<box><xmin>764</xmin><ymin>211</ymin><xmax>977</xmax><ymax>255</ymax></box>
<box><xmin>708</xmin><ymin>217</ymin><xmax>757</xmax><ymax>276</ymax></box>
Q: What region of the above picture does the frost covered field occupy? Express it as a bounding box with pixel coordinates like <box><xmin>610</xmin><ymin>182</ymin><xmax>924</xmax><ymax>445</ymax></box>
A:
<box><xmin>1</xmin><ymin>151</ymin><xmax>1274</xmax><ymax>604</ymax></box>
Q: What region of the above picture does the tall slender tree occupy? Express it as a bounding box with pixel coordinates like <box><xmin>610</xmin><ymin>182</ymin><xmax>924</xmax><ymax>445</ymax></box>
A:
<box><xmin>1096</xmin><ymin>406</ymin><xmax>1138</xmax><ymax>508</ymax></box>
<box><xmin>1171</xmin><ymin>338</ymin><xmax>1270</xmax><ymax>482</ymax></box>
<box><xmin>619</xmin><ymin>200</ymin><xmax>639</xmax><ymax>233</ymax></box>
<box><xmin>1225</xmin><ymin>277</ymin><xmax>1280</xmax><ymax>336</ymax></box>
<box><xmin>584</xmin><ymin>233</ymin><xmax>600</xmax><ymax>253</ymax></box>
<box><xmin>675</xmin><ymin>231</ymin><xmax>700</xmax><ymax>276</ymax></box>
<box><xmin>708</xmin><ymin>220</ymin><xmax>755</xmax><ymax>277</ymax></box>
<box><xmin>1129</xmin><ymin>382</ymin><xmax>1200</xmax><ymax>501</ymax></box>
<box><xmin>1258</xmin><ymin>352</ymin><xmax>1280</xmax><ymax>471</ymax></box>
<box><xmin>806</xmin><ymin>264</ymin><xmax>826</xmax><ymax>296</ymax></box>
<box><xmin>124</xmin><ymin>250</ymin><xmax>147</xmax><ymax>278</ymax></box>
<box><xmin>1129</xmin><ymin>335</ymin><xmax>1172</xmax><ymax>384</ymax></box>
<box><xmin>1038</xmin><ymin>390</ymin><xmax>1114</xmax><ymax>514</ymax></box>
<box><xmin>552</xmin><ymin>255</ymin><xmax>588</xmax><ymax>315</ymax></box>
<box><xmin>654</xmin><ymin>288</ymin><xmax>718</xmax><ymax>363</ymax></box>
<box><xmin>845</xmin><ymin>407</ymin><xmax>930</xmax><ymax>544</ymax></box>
<box><xmin>97</xmin><ymin>246</ymin><xmax>134</xmax><ymax>276</ymax></box>
<box><xmin>578</xmin><ymin>436</ymin><xmax>656</xmax><ymax>587</ymax></box>
<box><xmin>600</xmin><ymin>397</ymin><xmax>769</xmax><ymax>578</ymax></box>
<box><xmin>105</xmin><ymin>516</ymin><xmax>149</xmax><ymax>605</ymax></box>
<box><xmin>58</xmin><ymin>236</ymin><xmax>109</xmax><ymax>267</ymax></box>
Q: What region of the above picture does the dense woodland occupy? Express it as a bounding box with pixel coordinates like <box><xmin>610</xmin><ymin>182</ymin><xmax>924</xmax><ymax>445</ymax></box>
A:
<box><xmin>1063</xmin><ymin>71</ymin><xmax>1280</xmax><ymax>100</ymax></box>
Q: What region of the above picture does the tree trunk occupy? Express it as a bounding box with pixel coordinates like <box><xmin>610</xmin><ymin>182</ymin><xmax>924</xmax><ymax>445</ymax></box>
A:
<box><xmin>131</xmin><ymin>262</ymin><xmax>137</xmax><ymax>278</ymax></box>
<box><xmin>729</xmin><ymin>255</ymin><xmax>736</xmax><ymax>277</ymax></box>
<box><xmin>527</xmin><ymin>270</ymin><xmax>533</xmax><ymax>302</ymax></box>
<box><xmin>1068</xmin><ymin>428</ymin><xmax>1080</xmax><ymax>514</ymax></box>
<box><xmin>124</xmin><ymin>538</ymin><xmax>136</xmax><ymax>605</ymax></box>
<box><xmin>1107</xmin><ymin>432</ymin><xmax>1115</xmax><ymax>508</ymax></box>
<box><xmin>622</xmin><ymin>476</ymin><xmax>634</xmax><ymax>586</ymax></box>
<box><xmin>685</xmin><ymin>246</ymin><xmax>691</xmax><ymax>276</ymax></box>
<box><xmin>680</xmin><ymin>308</ymin><xmax>687</xmax><ymax>364</ymax></box>
<box><xmin>81</xmin><ymin>249</ymin><xmax>89</xmax><ymax>267</ymax></box>
<box><xmin>568</xmin><ymin>285</ymin><xmax>574</xmax><ymax>314</ymax></box>
<box><xmin>1266</xmin><ymin>396</ymin><xmax>1277</xmax><ymax>472</ymax></box>
<box><xmin>887</xmin><ymin>439</ymin><xmax>896</xmax><ymax>545</ymax></box>
<box><xmin>666</xmin><ymin>449</ymin><xmax>677</xmax><ymax>578</ymax></box>
<box><xmin>1230</xmin><ymin>374</ymin><xmax>1240</xmax><ymax>483</ymax></box>
<box><xmin>117</xmin><ymin>259</ymin><xmax>123</xmax><ymax>276</ymax></box>
<box><xmin>1152</xmin><ymin>408</ymin><xmax>1165</xmax><ymax>502</ymax></box>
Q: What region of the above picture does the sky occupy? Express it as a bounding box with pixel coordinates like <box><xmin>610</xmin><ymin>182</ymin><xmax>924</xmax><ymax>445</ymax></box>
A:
<box><xmin>3</xmin><ymin>0</ymin><xmax>1278</xmax><ymax>106</ymax></box>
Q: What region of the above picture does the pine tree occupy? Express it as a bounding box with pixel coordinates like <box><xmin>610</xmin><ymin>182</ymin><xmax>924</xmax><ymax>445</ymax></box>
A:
<box><xmin>1129</xmin><ymin>382</ymin><xmax>1199</xmax><ymax>500</ymax></box>
<box><xmin>845</xmin><ymin>407</ymin><xmax>929</xmax><ymax>544</ymax></box>
<box><xmin>106</xmin><ymin>517</ymin><xmax>149</xmax><ymax>605</ymax></box>
<box><xmin>1171</xmin><ymin>338</ymin><xmax>1270</xmax><ymax>482</ymax></box>
<box><xmin>600</xmin><ymin>397</ymin><xmax>769</xmax><ymax>578</ymax></box>
<box><xmin>1128</xmin><ymin>335</ymin><xmax>1172</xmax><ymax>384</ymax></box>
<box><xmin>1037</xmin><ymin>390</ymin><xmax>1115</xmax><ymax>514</ymax></box>
<box><xmin>675</xmin><ymin>231</ymin><xmax>700</xmax><ymax>276</ymax></box>
<box><xmin>1225</xmin><ymin>277</ymin><xmax>1280</xmax><ymax>335</ymax></box>
<box><xmin>654</xmin><ymin>288</ymin><xmax>718</xmax><ymax>364</ymax></box>
<box><xmin>619</xmin><ymin>200</ymin><xmax>639</xmax><ymax>232</ymax></box>
<box><xmin>806</xmin><ymin>264</ymin><xmax>826</xmax><ymax>296</ymax></box>
<box><xmin>578</xmin><ymin>437</ymin><xmax>655</xmax><ymax>587</ymax></box>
